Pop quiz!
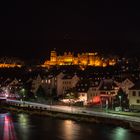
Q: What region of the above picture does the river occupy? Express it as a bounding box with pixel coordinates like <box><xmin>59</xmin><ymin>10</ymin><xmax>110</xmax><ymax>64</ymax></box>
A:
<box><xmin>0</xmin><ymin>112</ymin><xmax>140</xmax><ymax>140</ymax></box>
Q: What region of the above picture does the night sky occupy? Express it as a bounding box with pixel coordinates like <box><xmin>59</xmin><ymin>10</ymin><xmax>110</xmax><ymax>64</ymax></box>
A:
<box><xmin>0</xmin><ymin>1</ymin><xmax>140</xmax><ymax>62</ymax></box>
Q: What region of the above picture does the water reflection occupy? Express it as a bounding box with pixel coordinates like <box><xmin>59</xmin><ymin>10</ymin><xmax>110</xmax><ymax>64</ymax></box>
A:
<box><xmin>16</xmin><ymin>113</ymin><xmax>30</xmax><ymax>140</ymax></box>
<box><xmin>18</xmin><ymin>114</ymin><xmax>29</xmax><ymax>125</ymax></box>
<box><xmin>110</xmin><ymin>127</ymin><xmax>130</xmax><ymax>140</ymax></box>
<box><xmin>61</xmin><ymin>120</ymin><xmax>80</xmax><ymax>140</ymax></box>
<box><xmin>0</xmin><ymin>113</ymin><xmax>17</xmax><ymax>140</ymax></box>
<box><xmin>1</xmin><ymin>112</ymin><xmax>140</xmax><ymax>140</ymax></box>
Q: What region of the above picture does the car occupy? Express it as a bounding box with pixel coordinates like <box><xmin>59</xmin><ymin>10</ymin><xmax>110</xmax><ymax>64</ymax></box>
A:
<box><xmin>123</xmin><ymin>108</ymin><xmax>130</xmax><ymax>112</ymax></box>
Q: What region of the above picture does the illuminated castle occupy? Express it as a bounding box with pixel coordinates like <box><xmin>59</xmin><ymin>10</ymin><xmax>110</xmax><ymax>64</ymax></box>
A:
<box><xmin>43</xmin><ymin>50</ymin><xmax>116</xmax><ymax>68</ymax></box>
<box><xmin>0</xmin><ymin>57</ymin><xmax>23</xmax><ymax>68</ymax></box>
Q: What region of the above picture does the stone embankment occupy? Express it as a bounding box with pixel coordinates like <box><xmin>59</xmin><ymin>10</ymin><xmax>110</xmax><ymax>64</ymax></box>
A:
<box><xmin>0</xmin><ymin>102</ymin><xmax>130</xmax><ymax>129</ymax></box>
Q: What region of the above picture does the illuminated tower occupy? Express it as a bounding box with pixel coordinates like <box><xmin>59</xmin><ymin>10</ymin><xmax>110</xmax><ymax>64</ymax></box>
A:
<box><xmin>50</xmin><ymin>50</ymin><xmax>57</xmax><ymax>62</ymax></box>
<box><xmin>88</xmin><ymin>53</ymin><xmax>95</xmax><ymax>65</ymax></box>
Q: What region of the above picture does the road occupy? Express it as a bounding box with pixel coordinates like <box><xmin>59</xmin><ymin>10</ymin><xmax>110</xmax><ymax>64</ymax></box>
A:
<box><xmin>3</xmin><ymin>98</ymin><xmax>140</xmax><ymax>124</ymax></box>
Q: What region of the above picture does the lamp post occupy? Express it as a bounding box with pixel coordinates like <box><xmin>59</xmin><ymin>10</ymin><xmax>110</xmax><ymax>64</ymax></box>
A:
<box><xmin>106</xmin><ymin>99</ymin><xmax>108</xmax><ymax>112</ymax></box>
<box><xmin>112</xmin><ymin>97</ymin><xmax>114</xmax><ymax>110</ymax></box>
<box><xmin>67</xmin><ymin>92</ymin><xmax>73</xmax><ymax>113</ymax></box>
<box><xmin>119</xmin><ymin>95</ymin><xmax>122</xmax><ymax>109</ymax></box>
<box><xmin>50</xmin><ymin>88</ymin><xmax>52</xmax><ymax>110</ymax></box>
<box><xmin>19</xmin><ymin>88</ymin><xmax>26</xmax><ymax>107</ymax></box>
<box><xmin>100</xmin><ymin>97</ymin><xmax>103</xmax><ymax>110</ymax></box>
<box><xmin>20</xmin><ymin>88</ymin><xmax>26</xmax><ymax>102</ymax></box>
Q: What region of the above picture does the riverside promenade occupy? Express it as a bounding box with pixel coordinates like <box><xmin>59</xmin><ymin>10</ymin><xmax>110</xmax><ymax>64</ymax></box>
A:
<box><xmin>2</xmin><ymin>99</ymin><xmax>140</xmax><ymax>125</ymax></box>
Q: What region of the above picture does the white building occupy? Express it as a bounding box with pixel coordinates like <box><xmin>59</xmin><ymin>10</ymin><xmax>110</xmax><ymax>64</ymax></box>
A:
<box><xmin>56</xmin><ymin>72</ymin><xmax>79</xmax><ymax>96</ymax></box>
<box><xmin>75</xmin><ymin>79</ymin><xmax>100</xmax><ymax>105</ymax></box>
<box><xmin>129</xmin><ymin>81</ymin><xmax>140</xmax><ymax>110</ymax></box>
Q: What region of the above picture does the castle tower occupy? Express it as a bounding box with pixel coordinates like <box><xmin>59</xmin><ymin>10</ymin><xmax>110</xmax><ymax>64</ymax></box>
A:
<box><xmin>50</xmin><ymin>50</ymin><xmax>57</xmax><ymax>62</ymax></box>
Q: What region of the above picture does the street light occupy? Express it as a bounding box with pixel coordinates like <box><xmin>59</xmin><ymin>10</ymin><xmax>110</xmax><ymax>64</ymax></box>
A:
<box><xmin>20</xmin><ymin>88</ymin><xmax>26</xmax><ymax>100</ymax></box>
<box><xmin>106</xmin><ymin>99</ymin><xmax>108</xmax><ymax>111</ymax></box>
<box><xmin>119</xmin><ymin>95</ymin><xmax>122</xmax><ymax>109</ymax></box>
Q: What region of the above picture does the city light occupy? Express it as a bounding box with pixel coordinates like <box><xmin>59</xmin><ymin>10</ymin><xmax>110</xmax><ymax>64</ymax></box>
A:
<box><xmin>0</xmin><ymin>0</ymin><xmax>140</xmax><ymax>139</ymax></box>
<box><xmin>42</xmin><ymin>50</ymin><xmax>116</xmax><ymax>68</ymax></box>
<box><xmin>3</xmin><ymin>114</ymin><xmax>17</xmax><ymax>140</ymax></box>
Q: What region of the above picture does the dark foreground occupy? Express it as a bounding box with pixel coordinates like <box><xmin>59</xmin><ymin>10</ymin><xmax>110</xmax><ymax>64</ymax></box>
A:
<box><xmin>0</xmin><ymin>112</ymin><xmax>140</xmax><ymax>140</ymax></box>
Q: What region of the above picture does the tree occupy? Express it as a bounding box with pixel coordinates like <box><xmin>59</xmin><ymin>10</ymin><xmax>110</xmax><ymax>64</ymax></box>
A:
<box><xmin>51</xmin><ymin>88</ymin><xmax>57</xmax><ymax>100</ymax></box>
<box><xmin>27</xmin><ymin>91</ymin><xmax>35</xmax><ymax>100</ymax></box>
<box><xmin>19</xmin><ymin>88</ymin><xmax>28</xmax><ymax>100</ymax></box>
<box><xmin>36</xmin><ymin>85</ymin><xmax>46</xmax><ymax>101</ymax></box>
<box><xmin>65</xmin><ymin>88</ymin><xmax>78</xmax><ymax>100</ymax></box>
<box><xmin>114</xmin><ymin>88</ymin><xmax>129</xmax><ymax>109</ymax></box>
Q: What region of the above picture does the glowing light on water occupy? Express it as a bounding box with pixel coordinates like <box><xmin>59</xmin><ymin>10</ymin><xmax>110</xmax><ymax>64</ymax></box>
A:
<box><xmin>3</xmin><ymin>114</ymin><xmax>17</xmax><ymax>140</ymax></box>
<box><xmin>110</xmin><ymin>127</ymin><xmax>130</xmax><ymax>140</ymax></box>
<box><xmin>61</xmin><ymin>120</ymin><xmax>80</xmax><ymax>140</ymax></box>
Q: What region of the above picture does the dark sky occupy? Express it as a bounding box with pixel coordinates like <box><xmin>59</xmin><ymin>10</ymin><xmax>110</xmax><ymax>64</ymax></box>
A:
<box><xmin>0</xmin><ymin>1</ymin><xmax>140</xmax><ymax>62</ymax></box>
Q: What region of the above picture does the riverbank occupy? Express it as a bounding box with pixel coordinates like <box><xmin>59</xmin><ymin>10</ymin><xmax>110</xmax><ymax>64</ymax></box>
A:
<box><xmin>0</xmin><ymin>103</ymin><xmax>130</xmax><ymax>129</ymax></box>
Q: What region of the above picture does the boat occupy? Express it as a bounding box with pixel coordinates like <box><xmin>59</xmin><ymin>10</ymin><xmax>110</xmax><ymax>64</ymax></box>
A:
<box><xmin>129</xmin><ymin>122</ymin><xmax>140</xmax><ymax>132</ymax></box>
